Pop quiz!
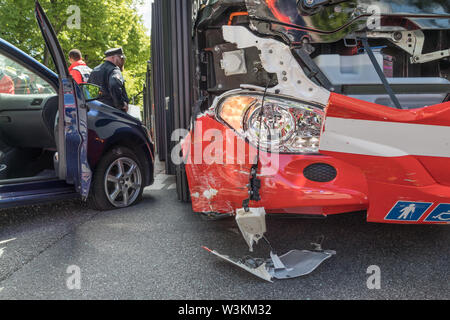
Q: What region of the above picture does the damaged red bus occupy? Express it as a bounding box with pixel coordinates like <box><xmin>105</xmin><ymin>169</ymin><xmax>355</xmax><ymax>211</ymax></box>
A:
<box><xmin>149</xmin><ymin>0</ymin><xmax>450</xmax><ymax>281</ymax></box>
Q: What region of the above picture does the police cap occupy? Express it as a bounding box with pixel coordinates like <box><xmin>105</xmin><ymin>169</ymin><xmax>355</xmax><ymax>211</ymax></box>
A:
<box><xmin>105</xmin><ymin>47</ymin><xmax>126</xmax><ymax>59</ymax></box>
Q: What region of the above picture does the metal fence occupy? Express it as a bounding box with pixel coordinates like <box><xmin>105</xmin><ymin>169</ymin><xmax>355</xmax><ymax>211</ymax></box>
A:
<box><xmin>150</xmin><ymin>0</ymin><xmax>194</xmax><ymax>201</ymax></box>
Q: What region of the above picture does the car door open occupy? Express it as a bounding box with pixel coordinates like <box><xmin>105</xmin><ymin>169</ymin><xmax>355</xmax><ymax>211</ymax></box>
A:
<box><xmin>34</xmin><ymin>1</ymin><xmax>92</xmax><ymax>199</ymax></box>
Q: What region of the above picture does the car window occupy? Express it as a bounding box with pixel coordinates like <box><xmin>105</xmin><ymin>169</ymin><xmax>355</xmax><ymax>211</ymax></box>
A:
<box><xmin>0</xmin><ymin>53</ymin><xmax>56</xmax><ymax>95</ymax></box>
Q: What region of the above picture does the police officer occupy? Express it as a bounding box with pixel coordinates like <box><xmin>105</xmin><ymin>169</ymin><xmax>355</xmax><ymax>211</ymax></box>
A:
<box><xmin>88</xmin><ymin>48</ymin><xmax>129</xmax><ymax>112</ymax></box>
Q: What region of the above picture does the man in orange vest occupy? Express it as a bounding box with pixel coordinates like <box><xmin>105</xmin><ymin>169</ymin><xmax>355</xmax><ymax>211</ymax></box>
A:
<box><xmin>68</xmin><ymin>49</ymin><xmax>92</xmax><ymax>84</ymax></box>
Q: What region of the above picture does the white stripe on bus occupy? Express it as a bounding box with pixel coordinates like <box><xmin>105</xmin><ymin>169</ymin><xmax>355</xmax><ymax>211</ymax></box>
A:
<box><xmin>320</xmin><ymin>117</ymin><xmax>450</xmax><ymax>158</ymax></box>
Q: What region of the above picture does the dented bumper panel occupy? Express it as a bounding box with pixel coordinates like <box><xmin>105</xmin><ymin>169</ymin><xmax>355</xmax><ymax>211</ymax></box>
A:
<box><xmin>205</xmin><ymin>247</ymin><xmax>335</xmax><ymax>282</ymax></box>
<box><xmin>185</xmin><ymin>102</ymin><xmax>450</xmax><ymax>225</ymax></box>
<box><xmin>183</xmin><ymin>114</ymin><xmax>369</xmax><ymax>216</ymax></box>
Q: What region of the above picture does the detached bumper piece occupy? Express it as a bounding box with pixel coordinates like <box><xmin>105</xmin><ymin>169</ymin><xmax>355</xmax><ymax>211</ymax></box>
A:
<box><xmin>203</xmin><ymin>247</ymin><xmax>335</xmax><ymax>283</ymax></box>
<box><xmin>204</xmin><ymin>207</ymin><xmax>336</xmax><ymax>282</ymax></box>
<box><xmin>269</xmin><ymin>250</ymin><xmax>336</xmax><ymax>280</ymax></box>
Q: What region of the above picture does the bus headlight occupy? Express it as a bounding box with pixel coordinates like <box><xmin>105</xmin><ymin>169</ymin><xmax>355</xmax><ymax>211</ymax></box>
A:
<box><xmin>217</xmin><ymin>93</ymin><xmax>324</xmax><ymax>153</ymax></box>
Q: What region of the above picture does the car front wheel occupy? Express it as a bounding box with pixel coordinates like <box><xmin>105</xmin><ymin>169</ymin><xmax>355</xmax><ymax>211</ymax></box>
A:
<box><xmin>90</xmin><ymin>147</ymin><xmax>144</xmax><ymax>210</ymax></box>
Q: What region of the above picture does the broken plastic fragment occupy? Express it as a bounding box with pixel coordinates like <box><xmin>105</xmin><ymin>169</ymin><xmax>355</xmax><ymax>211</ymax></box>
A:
<box><xmin>206</xmin><ymin>207</ymin><xmax>336</xmax><ymax>281</ymax></box>
<box><xmin>203</xmin><ymin>247</ymin><xmax>273</xmax><ymax>282</ymax></box>
<box><xmin>203</xmin><ymin>247</ymin><xmax>336</xmax><ymax>282</ymax></box>
<box><xmin>268</xmin><ymin>250</ymin><xmax>336</xmax><ymax>279</ymax></box>
<box><xmin>235</xmin><ymin>207</ymin><xmax>267</xmax><ymax>252</ymax></box>
<box><xmin>270</xmin><ymin>251</ymin><xmax>287</xmax><ymax>270</ymax></box>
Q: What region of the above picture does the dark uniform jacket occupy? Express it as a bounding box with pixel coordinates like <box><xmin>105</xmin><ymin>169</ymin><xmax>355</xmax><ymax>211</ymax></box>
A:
<box><xmin>88</xmin><ymin>61</ymin><xmax>129</xmax><ymax>109</ymax></box>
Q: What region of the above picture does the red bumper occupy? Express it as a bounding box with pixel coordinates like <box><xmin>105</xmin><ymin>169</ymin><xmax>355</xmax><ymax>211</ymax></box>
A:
<box><xmin>183</xmin><ymin>114</ymin><xmax>368</xmax><ymax>216</ymax></box>
<box><xmin>183</xmin><ymin>93</ymin><xmax>450</xmax><ymax>226</ymax></box>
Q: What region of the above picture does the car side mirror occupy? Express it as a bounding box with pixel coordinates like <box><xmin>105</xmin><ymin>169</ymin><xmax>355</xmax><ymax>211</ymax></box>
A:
<box><xmin>80</xmin><ymin>83</ymin><xmax>101</xmax><ymax>102</ymax></box>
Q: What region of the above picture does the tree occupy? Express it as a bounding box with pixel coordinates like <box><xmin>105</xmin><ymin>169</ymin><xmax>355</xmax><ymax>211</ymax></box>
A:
<box><xmin>0</xmin><ymin>0</ymin><xmax>150</xmax><ymax>106</ymax></box>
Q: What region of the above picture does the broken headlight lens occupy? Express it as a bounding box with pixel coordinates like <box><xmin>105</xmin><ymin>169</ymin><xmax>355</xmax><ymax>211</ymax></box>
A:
<box><xmin>217</xmin><ymin>93</ymin><xmax>324</xmax><ymax>153</ymax></box>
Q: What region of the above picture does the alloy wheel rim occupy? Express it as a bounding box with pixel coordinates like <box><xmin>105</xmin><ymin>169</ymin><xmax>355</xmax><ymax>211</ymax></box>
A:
<box><xmin>104</xmin><ymin>157</ymin><xmax>142</xmax><ymax>208</ymax></box>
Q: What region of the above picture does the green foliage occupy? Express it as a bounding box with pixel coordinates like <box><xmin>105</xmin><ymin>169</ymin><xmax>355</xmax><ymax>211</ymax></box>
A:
<box><xmin>0</xmin><ymin>0</ymin><xmax>150</xmax><ymax>106</ymax></box>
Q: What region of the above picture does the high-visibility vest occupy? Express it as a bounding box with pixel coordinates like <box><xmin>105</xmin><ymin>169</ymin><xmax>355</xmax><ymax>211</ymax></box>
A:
<box><xmin>72</xmin><ymin>65</ymin><xmax>92</xmax><ymax>83</ymax></box>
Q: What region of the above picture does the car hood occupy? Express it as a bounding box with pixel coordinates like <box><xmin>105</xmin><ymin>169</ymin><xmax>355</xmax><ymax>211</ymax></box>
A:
<box><xmin>87</xmin><ymin>100</ymin><xmax>142</xmax><ymax>127</ymax></box>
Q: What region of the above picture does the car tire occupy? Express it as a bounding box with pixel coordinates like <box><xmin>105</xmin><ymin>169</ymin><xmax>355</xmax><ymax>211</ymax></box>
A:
<box><xmin>90</xmin><ymin>146</ymin><xmax>144</xmax><ymax>211</ymax></box>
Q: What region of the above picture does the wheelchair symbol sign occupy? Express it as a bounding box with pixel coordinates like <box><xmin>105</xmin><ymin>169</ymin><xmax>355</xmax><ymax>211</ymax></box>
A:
<box><xmin>424</xmin><ymin>204</ymin><xmax>450</xmax><ymax>222</ymax></box>
<box><xmin>385</xmin><ymin>201</ymin><xmax>433</xmax><ymax>222</ymax></box>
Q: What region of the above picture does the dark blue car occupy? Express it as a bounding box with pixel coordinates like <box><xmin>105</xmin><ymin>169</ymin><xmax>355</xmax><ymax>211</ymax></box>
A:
<box><xmin>0</xmin><ymin>2</ymin><xmax>154</xmax><ymax>210</ymax></box>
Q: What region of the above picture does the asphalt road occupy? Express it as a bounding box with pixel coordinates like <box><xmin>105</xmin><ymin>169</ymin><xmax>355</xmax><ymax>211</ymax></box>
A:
<box><xmin>0</xmin><ymin>173</ymin><xmax>448</xmax><ymax>300</ymax></box>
